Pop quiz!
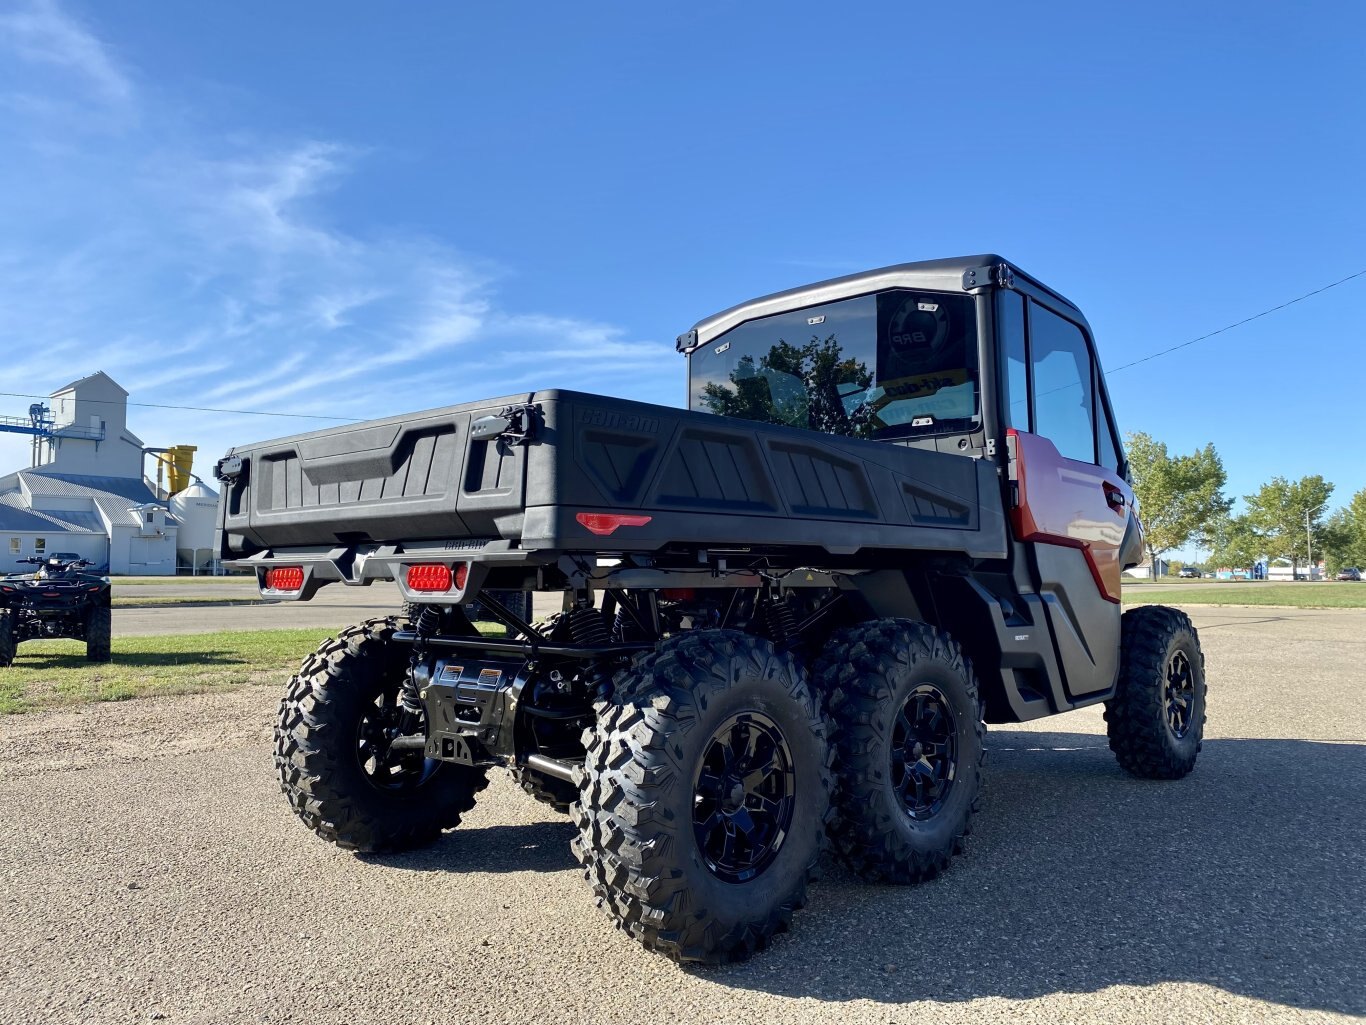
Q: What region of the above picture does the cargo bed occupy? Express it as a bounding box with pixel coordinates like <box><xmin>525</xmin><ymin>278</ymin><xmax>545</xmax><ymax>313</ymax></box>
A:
<box><xmin>217</xmin><ymin>390</ymin><xmax>1007</xmax><ymax>571</ymax></box>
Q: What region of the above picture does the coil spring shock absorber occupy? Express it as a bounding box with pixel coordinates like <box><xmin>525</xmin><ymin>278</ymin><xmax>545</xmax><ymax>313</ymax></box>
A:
<box><xmin>567</xmin><ymin>600</ymin><xmax>610</xmax><ymax>646</ymax></box>
<box><xmin>402</xmin><ymin>604</ymin><xmax>440</xmax><ymax>715</ymax></box>
<box><xmin>761</xmin><ymin>591</ymin><xmax>798</xmax><ymax>647</ymax></box>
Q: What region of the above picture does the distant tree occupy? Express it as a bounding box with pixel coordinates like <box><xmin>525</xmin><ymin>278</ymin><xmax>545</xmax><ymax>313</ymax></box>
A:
<box><xmin>701</xmin><ymin>335</ymin><xmax>874</xmax><ymax>438</ymax></box>
<box><xmin>1126</xmin><ymin>432</ymin><xmax>1232</xmax><ymax>579</ymax></box>
<box><xmin>1349</xmin><ymin>487</ymin><xmax>1366</xmax><ymax>567</ymax></box>
<box><xmin>1242</xmin><ymin>475</ymin><xmax>1335</xmax><ymax>578</ymax></box>
<box><xmin>1207</xmin><ymin>513</ymin><xmax>1263</xmax><ymax>571</ymax></box>
<box><xmin>1321</xmin><ymin>486</ymin><xmax>1366</xmax><ymax>572</ymax></box>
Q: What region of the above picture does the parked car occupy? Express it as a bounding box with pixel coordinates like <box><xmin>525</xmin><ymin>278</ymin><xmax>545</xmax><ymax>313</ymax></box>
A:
<box><xmin>1337</xmin><ymin>568</ymin><xmax>1362</xmax><ymax>582</ymax></box>
<box><xmin>1178</xmin><ymin>566</ymin><xmax>1201</xmax><ymax>578</ymax></box>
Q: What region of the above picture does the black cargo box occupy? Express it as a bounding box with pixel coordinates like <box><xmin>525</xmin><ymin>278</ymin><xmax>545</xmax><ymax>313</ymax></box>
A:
<box><xmin>217</xmin><ymin>390</ymin><xmax>1006</xmax><ymax>564</ymax></box>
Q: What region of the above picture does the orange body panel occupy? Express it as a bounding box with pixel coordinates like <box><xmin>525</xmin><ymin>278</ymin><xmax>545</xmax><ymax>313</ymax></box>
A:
<box><xmin>1008</xmin><ymin>429</ymin><xmax>1132</xmax><ymax>603</ymax></box>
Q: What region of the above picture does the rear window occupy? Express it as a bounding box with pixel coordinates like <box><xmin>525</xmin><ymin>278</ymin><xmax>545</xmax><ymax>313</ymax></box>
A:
<box><xmin>689</xmin><ymin>289</ymin><xmax>979</xmax><ymax>440</ymax></box>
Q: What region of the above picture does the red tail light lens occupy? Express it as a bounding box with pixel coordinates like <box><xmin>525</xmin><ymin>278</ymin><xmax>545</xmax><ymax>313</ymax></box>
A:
<box><xmin>407</xmin><ymin>564</ymin><xmax>453</xmax><ymax>592</ymax></box>
<box><xmin>265</xmin><ymin>566</ymin><xmax>304</xmax><ymax>591</ymax></box>
<box><xmin>454</xmin><ymin>563</ymin><xmax>468</xmax><ymax>590</ymax></box>
<box><xmin>575</xmin><ymin>512</ymin><xmax>653</xmax><ymax>536</ymax></box>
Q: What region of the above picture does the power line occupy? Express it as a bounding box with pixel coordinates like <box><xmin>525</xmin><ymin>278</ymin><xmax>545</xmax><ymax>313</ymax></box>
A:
<box><xmin>3</xmin><ymin>267</ymin><xmax>1364</xmax><ymax>425</ymax></box>
<box><xmin>0</xmin><ymin>391</ymin><xmax>362</xmax><ymax>423</ymax></box>
<box><xmin>1107</xmin><ymin>268</ymin><xmax>1366</xmax><ymax>375</ymax></box>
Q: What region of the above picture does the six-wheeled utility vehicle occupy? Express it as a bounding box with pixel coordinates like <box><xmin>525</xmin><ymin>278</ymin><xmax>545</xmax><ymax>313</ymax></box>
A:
<box><xmin>0</xmin><ymin>555</ymin><xmax>113</xmax><ymax>666</ymax></box>
<box><xmin>217</xmin><ymin>255</ymin><xmax>1206</xmax><ymax>963</ymax></box>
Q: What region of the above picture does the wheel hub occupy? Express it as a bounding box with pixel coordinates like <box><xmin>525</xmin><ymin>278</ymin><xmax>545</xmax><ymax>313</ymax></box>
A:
<box><xmin>890</xmin><ymin>685</ymin><xmax>958</xmax><ymax>820</ymax></box>
<box><xmin>1163</xmin><ymin>650</ymin><xmax>1195</xmax><ymax>739</ymax></box>
<box><xmin>692</xmin><ymin>711</ymin><xmax>796</xmax><ymax>884</ymax></box>
<box><xmin>355</xmin><ymin>685</ymin><xmax>433</xmax><ymax>791</ymax></box>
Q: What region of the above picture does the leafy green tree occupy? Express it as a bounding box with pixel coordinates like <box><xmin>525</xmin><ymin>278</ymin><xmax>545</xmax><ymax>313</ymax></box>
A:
<box><xmin>701</xmin><ymin>335</ymin><xmax>874</xmax><ymax>438</ymax></box>
<box><xmin>1348</xmin><ymin>487</ymin><xmax>1366</xmax><ymax>567</ymax></box>
<box><xmin>1242</xmin><ymin>475</ymin><xmax>1335</xmax><ymax>577</ymax></box>
<box><xmin>1125</xmin><ymin>432</ymin><xmax>1232</xmax><ymax>579</ymax></box>
<box><xmin>1321</xmin><ymin>487</ymin><xmax>1366</xmax><ymax>572</ymax></box>
<box><xmin>1207</xmin><ymin>513</ymin><xmax>1263</xmax><ymax>572</ymax></box>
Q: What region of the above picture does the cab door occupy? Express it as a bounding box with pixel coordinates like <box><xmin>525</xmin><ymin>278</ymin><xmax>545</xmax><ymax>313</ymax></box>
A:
<box><xmin>999</xmin><ymin>292</ymin><xmax>1134</xmax><ymax>701</ymax></box>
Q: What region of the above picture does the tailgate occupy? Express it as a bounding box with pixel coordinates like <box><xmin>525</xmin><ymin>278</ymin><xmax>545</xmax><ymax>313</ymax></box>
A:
<box><xmin>218</xmin><ymin>394</ymin><xmax>534</xmax><ymax>553</ymax></box>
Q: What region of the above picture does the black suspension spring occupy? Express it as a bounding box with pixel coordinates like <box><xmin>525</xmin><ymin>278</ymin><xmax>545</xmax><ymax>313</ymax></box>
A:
<box><xmin>567</xmin><ymin>603</ymin><xmax>611</xmax><ymax>646</ymax></box>
<box><xmin>402</xmin><ymin>604</ymin><xmax>440</xmax><ymax>715</ymax></box>
<box><xmin>762</xmin><ymin>594</ymin><xmax>798</xmax><ymax>646</ymax></box>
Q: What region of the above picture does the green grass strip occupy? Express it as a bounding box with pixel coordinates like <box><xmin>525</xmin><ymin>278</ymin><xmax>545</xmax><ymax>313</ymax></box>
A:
<box><xmin>0</xmin><ymin>620</ymin><xmax>510</xmax><ymax>714</ymax></box>
<box><xmin>1122</xmin><ymin>583</ymin><xmax>1366</xmax><ymax>609</ymax></box>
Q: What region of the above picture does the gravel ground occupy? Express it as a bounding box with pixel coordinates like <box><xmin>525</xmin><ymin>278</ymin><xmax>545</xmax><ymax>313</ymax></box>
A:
<box><xmin>1</xmin><ymin>606</ymin><xmax>1363</xmax><ymax>1025</ymax></box>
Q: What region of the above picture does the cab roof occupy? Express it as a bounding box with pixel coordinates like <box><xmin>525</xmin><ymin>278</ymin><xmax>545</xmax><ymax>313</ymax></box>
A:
<box><xmin>678</xmin><ymin>254</ymin><xmax>1084</xmax><ymax>353</ymax></box>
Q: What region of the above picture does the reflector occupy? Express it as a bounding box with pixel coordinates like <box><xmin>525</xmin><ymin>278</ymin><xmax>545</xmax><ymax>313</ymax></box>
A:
<box><xmin>575</xmin><ymin>512</ymin><xmax>653</xmax><ymax>536</ymax></box>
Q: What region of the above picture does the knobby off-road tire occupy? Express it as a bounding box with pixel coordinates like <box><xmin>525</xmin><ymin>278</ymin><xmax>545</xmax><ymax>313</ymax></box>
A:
<box><xmin>85</xmin><ymin>600</ymin><xmax>112</xmax><ymax>662</ymax></box>
<box><xmin>0</xmin><ymin>610</ymin><xmax>15</xmax><ymax>667</ymax></box>
<box><xmin>510</xmin><ymin>765</ymin><xmax>578</xmax><ymax>814</ymax></box>
<box><xmin>817</xmin><ymin>619</ymin><xmax>985</xmax><ymax>884</ymax></box>
<box><xmin>1106</xmin><ymin>605</ymin><xmax>1206</xmax><ymax>779</ymax></box>
<box><xmin>275</xmin><ymin>617</ymin><xmax>488</xmax><ymax>853</ymax></box>
<box><xmin>573</xmin><ymin>630</ymin><xmax>832</xmax><ymax>963</ymax></box>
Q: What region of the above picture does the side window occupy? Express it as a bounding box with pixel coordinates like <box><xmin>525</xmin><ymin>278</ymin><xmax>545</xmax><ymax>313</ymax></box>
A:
<box><xmin>1028</xmin><ymin>303</ymin><xmax>1095</xmax><ymax>463</ymax></box>
<box><xmin>1095</xmin><ymin>379</ymin><xmax>1123</xmax><ymax>473</ymax></box>
<box><xmin>998</xmin><ymin>291</ymin><xmax>1029</xmax><ymax>430</ymax></box>
<box><xmin>34</xmin><ymin>537</ymin><xmax>46</xmax><ymax>554</ymax></box>
<box><xmin>8</xmin><ymin>538</ymin><xmax>18</xmax><ymax>554</ymax></box>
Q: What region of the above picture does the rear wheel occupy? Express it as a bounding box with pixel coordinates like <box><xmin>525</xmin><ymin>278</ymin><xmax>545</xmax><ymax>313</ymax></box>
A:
<box><xmin>1106</xmin><ymin>605</ymin><xmax>1206</xmax><ymax>779</ymax></box>
<box><xmin>275</xmin><ymin>617</ymin><xmax>488</xmax><ymax>852</ymax></box>
<box><xmin>817</xmin><ymin>619</ymin><xmax>985</xmax><ymax>884</ymax></box>
<box><xmin>0</xmin><ymin>610</ymin><xmax>15</xmax><ymax>667</ymax></box>
<box><xmin>85</xmin><ymin>600</ymin><xmax>112</xmax><ymax>662</ymax></box>
<box><xmin>573</xmin><ymin>630</ymin><xmax>831</xmax><ymax>963</ymax></box>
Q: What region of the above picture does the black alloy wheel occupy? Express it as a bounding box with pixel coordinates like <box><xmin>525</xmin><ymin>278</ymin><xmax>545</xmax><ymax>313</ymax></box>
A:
<box><xmin>356</xmin><ymin>684</ymin><xmax>434</xmax><ymax>791</ymax></box>
<box><xmin>890</xmin><ymin>685</ymin><xmax>958</xmax><ymax>820</ymax></box>
<box><xmin>692</xmin><ymin>711</ymin><xmax>796</xmax><ymax>884</ymax></box>
<box><xmin>815</xmin><ymin>618</ymin><xmax>985</xmax><ymax>884</ymax></box>
<box><xmin>275</xmin><ymin>617</ymin><xmax>487</xmax><ymax>852</ymax></box>
<box><xmin>572</xmin><ymin>629</ymin><xmax>831</xmax><ymax>963</ymax></box>
<box><xmin>1105</xmin><ymin>604</ymin><xmax>1206</xmax><ymax>780</ymax></box>
<box><xmin>1163</xmin><ymin>650</ymin><xmax>1195</xmax><ymax>739</ymax></box>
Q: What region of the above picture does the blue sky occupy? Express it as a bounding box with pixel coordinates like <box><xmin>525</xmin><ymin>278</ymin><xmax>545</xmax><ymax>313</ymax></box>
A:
<box><xmin>2</xmin><ymin>0</ymin><xmax>1364</xmax><ymax>549</ymax></box>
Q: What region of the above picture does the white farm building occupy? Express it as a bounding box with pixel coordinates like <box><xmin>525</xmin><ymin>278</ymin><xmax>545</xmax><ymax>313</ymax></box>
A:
<box><xmin>0</xmin><ymin>372</ymin><xmax>217</xmax><ymax>575</ymax></box>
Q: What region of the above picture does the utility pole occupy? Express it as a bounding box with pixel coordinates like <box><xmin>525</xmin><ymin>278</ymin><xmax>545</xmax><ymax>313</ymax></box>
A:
<box><xmin>1306</xmin><ymin>506</ymin><xmax>1313</xmax><ymax>580</ymax></box>
<box><xmin>1304</xmin><ymin>502</ymin><xmax>1326</xmax><ymax>580</ymax></box>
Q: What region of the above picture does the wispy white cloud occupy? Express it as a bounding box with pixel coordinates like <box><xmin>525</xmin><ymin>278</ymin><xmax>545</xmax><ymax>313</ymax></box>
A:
<box><xmin>0</xmin><ymin>0</ymin><xmax>132</xmax><ymax>106</ymax></box>
<box><xmin>0</xmin><ymin>0</ymin><xmax>672</xmax><ymax>477</ymax></box>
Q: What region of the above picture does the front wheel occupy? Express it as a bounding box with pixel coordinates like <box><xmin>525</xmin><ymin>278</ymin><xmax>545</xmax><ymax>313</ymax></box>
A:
<box><xmin>573</xmin><ymin>630</ymin><xmax>831</xmax><ymax>963</ymax></box>
<box><xmin>1105</xmin><ymin>605</ymin><xmax>1206</xmax><ymax>779</ymax></box>
<box><xmin>274</xmin><ymin>617</ymin><xmax>488</xmax><ymax>852</ymax></box>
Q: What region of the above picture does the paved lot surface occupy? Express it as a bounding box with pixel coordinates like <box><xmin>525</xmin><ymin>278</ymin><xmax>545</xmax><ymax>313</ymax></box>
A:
<box><xmin>2</xmin><ymin>606</ymin><xmax>1363</xmax><ymax>1024</ymax></box>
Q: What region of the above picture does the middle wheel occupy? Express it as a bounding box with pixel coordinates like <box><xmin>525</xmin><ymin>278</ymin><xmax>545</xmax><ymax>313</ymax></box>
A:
<box><xmin>572</xmin><ymin>629</ymin><xmax>832</xmax><ymax>964</ymax></box>
<box><xmin>818</xmin><ymin>618</ymin><xmax>985</xmax><ymax>884</ymax></box>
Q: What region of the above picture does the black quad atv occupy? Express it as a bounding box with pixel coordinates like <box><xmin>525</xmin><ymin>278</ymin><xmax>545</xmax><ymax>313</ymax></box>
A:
<box><xmin>217</xmin><ymin>255</ymin><xmax>1207</xmax><ymax>963</ymax></box>
<box><xmin>0</xmin><ymin>555</ymin><xmax>113</xmax><ymax>666</ymax></box>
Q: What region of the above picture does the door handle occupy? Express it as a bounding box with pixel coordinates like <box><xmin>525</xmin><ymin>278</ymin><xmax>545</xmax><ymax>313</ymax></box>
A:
<box><xmin>1104</xmin><ymin>483</ymin><xmax>1126</xmax><ymax>510</ymax></box>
